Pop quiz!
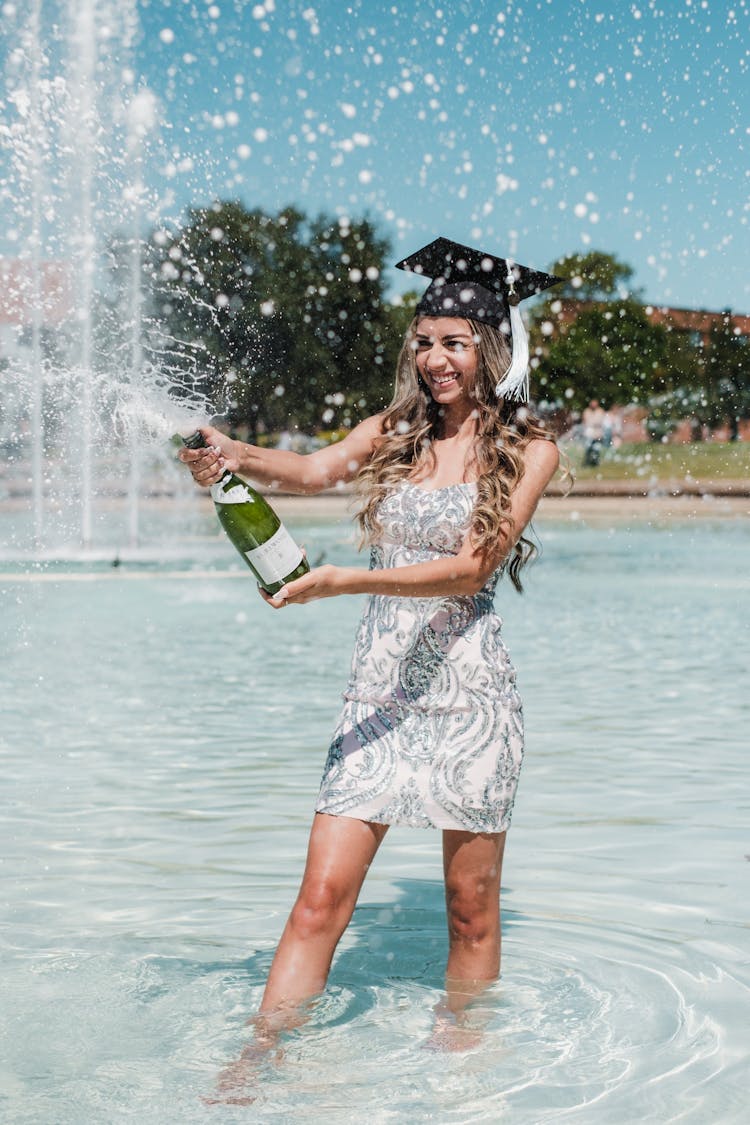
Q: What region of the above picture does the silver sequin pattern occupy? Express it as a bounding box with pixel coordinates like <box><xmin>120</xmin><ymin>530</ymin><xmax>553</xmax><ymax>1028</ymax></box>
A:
<box><xmin>315</xmin><ymin>482</ymin><xmax>524</xmax><ymax>832</ymax></box>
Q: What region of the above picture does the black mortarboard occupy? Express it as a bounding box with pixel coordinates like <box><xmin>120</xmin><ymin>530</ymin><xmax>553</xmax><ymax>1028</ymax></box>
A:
<box><xmin>395</xmin><ymin>237</ymin><xmax>562</xmax><ymax>327</ymax></box>
<box><xmin>395</xmin><ymin>237</ymin><xmax>563</xmax><ymax>400</ymax></box>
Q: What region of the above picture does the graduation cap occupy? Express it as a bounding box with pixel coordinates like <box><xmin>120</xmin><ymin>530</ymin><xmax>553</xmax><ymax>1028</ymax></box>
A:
<box><xmin>395</xmin><ymin>237</ymin><xmax>563</xmax><ymax>401</ymax></box>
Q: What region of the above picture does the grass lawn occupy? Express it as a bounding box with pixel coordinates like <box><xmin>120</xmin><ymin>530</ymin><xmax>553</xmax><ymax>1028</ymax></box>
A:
<box><xmin>565</xmin><ymin>441</ymin><xmax>750</xmax><ymax>481</ymax></box>
<box><xmin>254</xmin><ymin>429</ymin><xmax>750</xmax><ymax>483</ymax></box>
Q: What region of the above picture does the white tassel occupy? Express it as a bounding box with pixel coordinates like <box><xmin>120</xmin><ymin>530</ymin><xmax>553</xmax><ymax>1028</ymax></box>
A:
<box><xmin>494</xmin><ymin>298</ymin><xmax>530</xmax><ymax>401</ymax></box>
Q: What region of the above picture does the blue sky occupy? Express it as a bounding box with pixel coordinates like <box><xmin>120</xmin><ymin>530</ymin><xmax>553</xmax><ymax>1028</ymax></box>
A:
<box><xmin>4</xmin><ymin>0</ymin><xmax>749</xmax><ymax>313</ymax></box>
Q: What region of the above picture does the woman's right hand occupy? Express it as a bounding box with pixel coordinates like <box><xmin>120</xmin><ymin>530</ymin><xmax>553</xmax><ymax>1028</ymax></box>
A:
<box><xmin>178</xmin><ymin>426</ymin><xmax>242</xmax><ymax>487</ymax></box>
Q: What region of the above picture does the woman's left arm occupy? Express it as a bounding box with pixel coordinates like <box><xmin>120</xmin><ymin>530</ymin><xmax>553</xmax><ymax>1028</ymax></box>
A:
<box><xmin>265</xmin><ymin>439</ymin><xmax>560</xmax><ymax>607</ymax></box>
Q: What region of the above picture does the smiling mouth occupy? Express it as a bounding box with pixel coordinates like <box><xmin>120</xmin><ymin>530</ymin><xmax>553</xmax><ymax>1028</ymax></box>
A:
<box><xmin>428</xmin><ymin>373</ymin><xmax>458</xmax><ymax>385</ymax></box>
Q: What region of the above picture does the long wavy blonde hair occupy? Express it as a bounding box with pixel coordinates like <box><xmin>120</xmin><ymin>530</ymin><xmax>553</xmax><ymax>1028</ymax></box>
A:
<box><xmin>355</xmin><ymin>316</ymin><xmax>559</xmax><ymax>592</ymax></box>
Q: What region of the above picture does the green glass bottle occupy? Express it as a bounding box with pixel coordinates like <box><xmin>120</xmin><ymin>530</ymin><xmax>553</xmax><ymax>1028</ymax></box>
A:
<box><xmin>182</xmin><ymin>431</ymin><xmax>310</xmax><ymax>595</ymax></box>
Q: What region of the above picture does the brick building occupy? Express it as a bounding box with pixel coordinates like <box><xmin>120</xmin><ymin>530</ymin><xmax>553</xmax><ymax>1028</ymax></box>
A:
<box><xmin>645</xmin><ymin>304</ymin><xmax>750</xmax><ymax>347</ymax></box>
<box><xmin>554</xmin><ymin>297</ymin><xmax>750</xmax><ymax>344</ymax></box>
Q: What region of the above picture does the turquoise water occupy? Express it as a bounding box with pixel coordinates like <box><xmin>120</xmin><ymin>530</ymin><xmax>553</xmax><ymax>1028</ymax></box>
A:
<box><xmin>1</xmin><ymin>510</ymin><xmax>748</xmax><ymax>1122</ymax></box>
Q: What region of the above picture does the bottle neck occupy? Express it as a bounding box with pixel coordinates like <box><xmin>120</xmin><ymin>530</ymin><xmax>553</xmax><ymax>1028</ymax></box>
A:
<box><xmin>182</xmin><ymin>430</ymin><xmax>207</xmax><ymax>451</ymax></box>
<box><xmin>183</xmin><ymin>431</ymin><xmax>235</xmax><ymax>488</ymax></box>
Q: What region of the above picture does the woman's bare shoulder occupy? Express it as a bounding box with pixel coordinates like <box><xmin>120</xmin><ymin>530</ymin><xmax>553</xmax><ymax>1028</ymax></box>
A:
<box><xmin>334</xmin><ymin>412</ymin><xmax>387</xmax><ymax>451</ymax></box>
<box><xmin>356</xmin><ymin>411</ymin><xmax>389</xmax><ymax>437</ymax></box>
<box><xmin>523</xmin><ymin>436</ymin><xmax>560</xmax><ymax>475</ymax></box>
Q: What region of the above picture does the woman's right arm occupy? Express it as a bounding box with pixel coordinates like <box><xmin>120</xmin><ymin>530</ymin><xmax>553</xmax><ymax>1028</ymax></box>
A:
<box><xmin>178</xmin><ymin>414</ymin><xmax>385</xmax><ymax>494</ymax></box>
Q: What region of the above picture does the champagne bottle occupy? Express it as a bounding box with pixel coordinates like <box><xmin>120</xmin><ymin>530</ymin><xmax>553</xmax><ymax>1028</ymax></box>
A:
<box><xmin>182</xmin><ymin>431</ymin><xmax>310</xmax><ymax>595</ymax></box>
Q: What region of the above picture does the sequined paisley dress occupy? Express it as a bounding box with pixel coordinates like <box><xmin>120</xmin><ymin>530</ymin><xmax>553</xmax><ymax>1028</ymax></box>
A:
<box><xmin>315</xmin><ymin>481</ymin><xmax>524</xmax><ymax>832</ymax></box>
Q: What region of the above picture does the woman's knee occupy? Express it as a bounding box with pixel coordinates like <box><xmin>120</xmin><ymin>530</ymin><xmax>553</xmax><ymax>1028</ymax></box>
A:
<box><xmin>445</xmin><ymin>873</ymin><xmax>500</xmax><ymax>946</ymax></box>
<box><xmin>288</xmin><ymin>877</ymin><xmax>354</xmax><ymax>941</ymax></box>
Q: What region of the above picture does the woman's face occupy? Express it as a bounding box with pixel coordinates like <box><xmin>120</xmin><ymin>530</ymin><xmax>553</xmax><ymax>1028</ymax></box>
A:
<box><xmin>413</xmin><ymin>317</ymin><xmax>479</xmax><ymax>405</ymax></box>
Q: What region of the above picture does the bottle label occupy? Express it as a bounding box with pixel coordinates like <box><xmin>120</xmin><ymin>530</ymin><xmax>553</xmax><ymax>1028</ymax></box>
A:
<box><xmin>245</xmin><ymin>524</ymin><xmax>303</xmax><ymax>585</ymax></box>
<box><xmin>211</xmin><ymin>479</ymin><xmax>253</xmax><ymax>505</ymax></box>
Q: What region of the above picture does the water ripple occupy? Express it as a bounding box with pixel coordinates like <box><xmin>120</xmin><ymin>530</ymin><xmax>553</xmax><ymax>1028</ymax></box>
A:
<box><xmin>1</xmin><ymin>519</ymin><xmax>748</xmax><ymax>1122</ymax></box>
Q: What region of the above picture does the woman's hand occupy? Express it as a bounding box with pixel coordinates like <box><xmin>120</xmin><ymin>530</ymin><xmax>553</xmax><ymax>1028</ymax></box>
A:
<box><xmin>178</xmin><ymin>426</ymin><xmax>242</xmax><ymax>487</ymax></box>
<box><xmin>260</xmin><ymin>564</ymin><xmax>349</xmax><ymax>608</ymax></box>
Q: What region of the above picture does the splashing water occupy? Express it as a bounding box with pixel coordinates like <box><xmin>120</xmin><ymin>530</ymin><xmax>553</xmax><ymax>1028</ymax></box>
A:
<box><xmin>113</xmin><ymin>377</ymin><xmax>214</xmax><ymax>450</ymax></box>
<box><xmin>0</xmin><ymin>1</ymin><xmax>215</xmax><ymax>556</ymax></box>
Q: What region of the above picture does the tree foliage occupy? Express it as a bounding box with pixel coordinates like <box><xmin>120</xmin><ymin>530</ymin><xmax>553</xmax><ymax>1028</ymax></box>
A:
<box><xmin>547</xmin><ymin>250</ymin><xmax>638</xmax><ymax>301</ymax></box>
<box><xmin>533</xmin><ymin>299</ymin><xmax>670</xmax><ymax>413</ymax></box>
<box><xmin>146</xmin><ymin>201</ymin><xmax>403</xmax><ymax>436</ymax></box>
<box><xmin>530</xmin><ymin>253</ymin><xmax>671</xmax><ymax>413</ymax></box>
<box><xmin>630</xmin><ymin>312</ymin><xmax>750</xmax><ymax>440</ymax></box>
<box><xmin>528</xmin><ymin>250</ymin><xmax>750</xmax><ymax>433</ymax></box>
<box><xmin>701</xmin><ymin>313</ymin><xmax>750</xmax><ymax>439</ymax></box>
<box><xmin>139</xmin><ymin>230</ymin><xmax>748</xmax><ymax>443</ymax></box>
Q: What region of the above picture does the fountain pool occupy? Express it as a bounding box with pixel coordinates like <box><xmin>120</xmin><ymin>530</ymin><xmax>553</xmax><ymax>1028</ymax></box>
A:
<box><xmin>1</xmin><ymin>508</ymin><xmax>748</xmax><ymax>1123</ymax></box>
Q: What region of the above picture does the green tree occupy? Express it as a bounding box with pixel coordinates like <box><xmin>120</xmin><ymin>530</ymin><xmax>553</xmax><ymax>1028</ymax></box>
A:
<box><xmin>146</xmin><ymin>202</ymin><xmax>403</xmax><ymax>437</ymax></box>
<box><xmin>530</xmin><ymin>250</ymin><xmax>672</xmax><ymax>415</ymax></box>
<box><xmin>527</xmin><ymin>250</ymin><xmax>750</xmax><ymax>441</ymax></box>
<box><xmin>699</xmin><ymin>312</ymin><xmax>750</xmax><ymax>440</ymax></box>
<box><xmin>532</xmin><ymin>300</ymin><xmax>670</xmax><ymax>414</ymax></box>
<box><xmin>638</xmin><ymin>313</ymin><xmax>750</xmax><ymax>441</ymax></box>
<box><xmin>643</xmin><ymin>325</ymin><xmax>704</xmax><ymax>441</ymax></box>
<box><xmin>547</xmin><ymin>250</ymin><xmax>638</xmax><ymax>301</ymax></box>
<box><xmin>299</xmin><ymin>212</ymin><xmax>404</xmax><ymax>427</ymax></box>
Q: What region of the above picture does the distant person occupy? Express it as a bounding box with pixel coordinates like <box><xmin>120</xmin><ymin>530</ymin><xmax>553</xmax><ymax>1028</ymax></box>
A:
<box><xmin>181</xmin><ymin>237</ymin><xmax>563</xmax><ymax>1089</ymax></box>
<box><xmin>582</xmin><ymin>398</ymin><xmax>606</xmax><ymax>465</ymax></box>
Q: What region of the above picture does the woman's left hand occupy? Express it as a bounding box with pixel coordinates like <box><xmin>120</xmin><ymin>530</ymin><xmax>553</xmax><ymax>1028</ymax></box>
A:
<box><xmin>259</xmin><ymin>564</ymin><xmax>348</xmax><ymax>608</ymax></box>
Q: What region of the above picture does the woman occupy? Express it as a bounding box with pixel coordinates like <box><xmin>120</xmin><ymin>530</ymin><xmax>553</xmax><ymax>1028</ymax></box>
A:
<box><xmin>180</xmin><ymin>238</ymin><xmax>562</xmax><ymax>1048</ymax></box>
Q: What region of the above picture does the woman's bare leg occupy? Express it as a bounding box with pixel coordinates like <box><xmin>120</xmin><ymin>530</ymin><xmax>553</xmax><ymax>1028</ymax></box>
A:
<box><xmin>213</xmin><ymin>813</ymin><xmax>388</xmax><ymax>1100</ymax></box>
<box><xmin>428</xmin><ymin>829</ymin><xmax>505</xmax><ymax>1047</ymax></box>
<box><xmin>259</xmin><ymin>812</ymin><xmax>389</xmax><ymax>1019</ymax></box>
<box><xmin>443</xmin><ymin>829</ymin><xmax>505</xmax><ymax>988</ymax></box>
